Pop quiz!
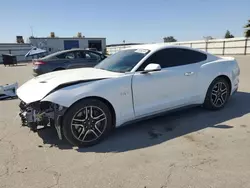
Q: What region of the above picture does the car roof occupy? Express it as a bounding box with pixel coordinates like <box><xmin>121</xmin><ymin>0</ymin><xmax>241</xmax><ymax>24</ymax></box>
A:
<box><xmin>41</xmin><ymin>48</ymin><xmax>101</xmax><ymax>59</ymax></box>
<box><xmin>52</xmin><ymin>48</ymin><xmax>87</xmax><ymax>55</ymax></box>
<box><xmin>125</xmin><ymin>43</ymin><xmax>211</xmax><ymax>55</ymax></box>
<box><xmin>42</xmin><ymin>49</ymin><xmax>82</xmax><ymax>58</ymax></box>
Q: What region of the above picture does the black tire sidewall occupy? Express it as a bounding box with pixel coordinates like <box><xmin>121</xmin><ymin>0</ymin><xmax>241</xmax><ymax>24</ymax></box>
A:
<box><xmin>62</xmin><ymin>98</ymin><xmax>112</xmax><ymax>147</ymax></box>
<box><xmin>204</xmin><ymin>77</ymin><xmax>230</xmax><ymax>110</ymax></box>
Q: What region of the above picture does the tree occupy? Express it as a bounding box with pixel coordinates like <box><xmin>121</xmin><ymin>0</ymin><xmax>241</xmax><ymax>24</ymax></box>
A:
<box><xmin>224</xmin><ymin>30</ymin><xmax>234</xmax><ymax>38</ymax></box>
<box><xmin>163</xmin><ymin>36</ymin><xmax>177</xmax><ymax>43</ymax></box>
<box><xmin>77</xmin><ymin>32</ymin><xmax>82</xmax><ymax>38</ymax></box>
<box><xmin>244</xmin><ymin>19</ymin><xmax>250</xmax><ymax>37</ymax></box>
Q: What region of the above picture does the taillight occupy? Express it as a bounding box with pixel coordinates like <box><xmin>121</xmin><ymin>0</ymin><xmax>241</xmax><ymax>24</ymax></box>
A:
<box><xmin>34</xmin><ymin>61</ymin><xmax>46</xmax><ymax>65</ymax></box>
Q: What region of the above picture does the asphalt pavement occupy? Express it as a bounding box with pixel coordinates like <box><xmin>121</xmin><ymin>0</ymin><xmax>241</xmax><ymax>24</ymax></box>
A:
<box><xmin>0</xmin><ymin>56</ymin><xmax>250</xmax><ymax>188</ymax></box>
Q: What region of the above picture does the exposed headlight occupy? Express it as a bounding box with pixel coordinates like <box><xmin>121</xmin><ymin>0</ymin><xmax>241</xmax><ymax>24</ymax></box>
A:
<box><xmin>54</xmin><ymin>104</ymin><xmax>65</xmax><ymax>111</ymax></box>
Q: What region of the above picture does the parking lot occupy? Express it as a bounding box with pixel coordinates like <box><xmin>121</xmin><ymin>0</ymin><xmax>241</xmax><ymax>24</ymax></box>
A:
<box><xmin>0</xmin><ymin>56</ymin><xmax>250</xmax><ymax>188</ymax></box>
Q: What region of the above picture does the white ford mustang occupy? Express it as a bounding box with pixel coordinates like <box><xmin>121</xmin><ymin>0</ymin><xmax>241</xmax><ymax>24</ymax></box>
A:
<box><xmin>17</xmin><ymin>44</ymin><xmax>240</xmax><ymax>147</ymax></box>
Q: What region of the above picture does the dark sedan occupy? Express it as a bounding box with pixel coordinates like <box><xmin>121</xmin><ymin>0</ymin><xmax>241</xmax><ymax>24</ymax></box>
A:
<box><xmin>32</xmin><ymin>49</ymin><xmax>106</xmax><ymax>75</ymax></box>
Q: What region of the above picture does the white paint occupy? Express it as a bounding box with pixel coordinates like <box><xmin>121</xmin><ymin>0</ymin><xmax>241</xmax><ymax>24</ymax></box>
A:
<box><xmin>143</xmin><ymin>63</ymin><xmax>161</xmax><ymax>72</ymax></box>
<box><xmin>16</xmin><ymin>68</ymin><xmax>122</xmax><ymax>104</ymax></box>
<box><xmin>17</xmin><ymin>45</ymin><xmax>240</xmax><ymax>127</ymax></box>
<box><xmin>132</xmin><ymin>62</ymin><xmax>200</xmax><ymax>117</ymax></box>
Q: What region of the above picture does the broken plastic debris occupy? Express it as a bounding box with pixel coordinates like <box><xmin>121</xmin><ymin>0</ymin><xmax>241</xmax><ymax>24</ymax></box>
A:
<box><xmin>0</xmin><ymin>82</ymin><xmax>18</xmax><ymax>100</ymax></box>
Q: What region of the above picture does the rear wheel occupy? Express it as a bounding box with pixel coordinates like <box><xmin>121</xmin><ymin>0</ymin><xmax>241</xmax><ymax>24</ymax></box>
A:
<box><xmin>62</xmin><ymin>98</ymin><xmax>113</xmax><ymax>147</ymax></box>
<box><xmin>203</xmin><ymin>77</ymin><xmax>230</xmax><ymax>110</ymax></box>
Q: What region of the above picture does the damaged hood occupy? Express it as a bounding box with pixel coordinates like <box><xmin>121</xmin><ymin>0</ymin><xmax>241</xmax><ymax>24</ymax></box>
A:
<box><xmin>17</xmin><ymin>68</ymin><xmax>123</xmax><ymax>104</ymax></box>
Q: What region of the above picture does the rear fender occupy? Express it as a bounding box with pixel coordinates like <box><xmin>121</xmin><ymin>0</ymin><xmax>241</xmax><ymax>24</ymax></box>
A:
<box><xmin>198</xmin><ymin>59</ymin><xmax>235</xmax><ymax>102</ymax></box>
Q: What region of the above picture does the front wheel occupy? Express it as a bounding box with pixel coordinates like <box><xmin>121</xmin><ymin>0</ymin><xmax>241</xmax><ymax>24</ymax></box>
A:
<box><xmin>62</xmin><ymin>99</ymin><xmax>113</xmax><ymax>147</ymax></box>
<box><xmin>203</xmin><ymin>77</ymin><xmax>230</xmax><ymax>110</ymax></box>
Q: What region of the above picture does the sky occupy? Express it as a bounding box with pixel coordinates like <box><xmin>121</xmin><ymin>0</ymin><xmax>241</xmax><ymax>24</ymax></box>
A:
<box><xmin>0</xmin><ymin>0</ymin><xmax>249</xmax><ymax>44</ymax></box>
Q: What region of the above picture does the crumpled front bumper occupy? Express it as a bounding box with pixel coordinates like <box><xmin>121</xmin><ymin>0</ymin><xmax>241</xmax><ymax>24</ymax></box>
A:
<box><xmin>19</xmin><ymin>101</ymin><xmax>49</xmax><ymax>131</ymax></box>
<box><xmin>19</xmin><ymin>100</ymin><xmax>67</xmax><ymax>140</ymax></box>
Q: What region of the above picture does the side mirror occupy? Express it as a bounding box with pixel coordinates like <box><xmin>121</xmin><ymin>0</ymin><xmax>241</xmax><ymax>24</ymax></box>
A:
<box><xmin>142</xmin><ymin>63</ymin><xmax>161</xmax><ymax>73</ymax></box>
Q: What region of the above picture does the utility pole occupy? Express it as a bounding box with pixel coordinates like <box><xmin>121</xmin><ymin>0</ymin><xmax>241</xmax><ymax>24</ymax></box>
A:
<box><xmin>30</xmin><ymin>26</ymin><xmax>34</xmax><ymax>37</ymax></box>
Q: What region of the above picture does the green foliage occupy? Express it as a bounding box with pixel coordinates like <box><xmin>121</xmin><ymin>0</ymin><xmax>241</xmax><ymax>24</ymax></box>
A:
<box><xmin>163</xmin><ymin>36</ymin><xmax>177</xmax><ymax>43</ymax></box>
<box><xmin>224</xmin><ymin>30</ymin><xmax>234</xmax><ymax>38</ymax></box>
<box><xmin>244</xmin><ymin>19</ymin><xmax>250</xmax><ymax>37</ymax></box>
<box><xmin>245</xmin><ymin>30</ymin><xmax>250</xmax><ymax>38</ymax></box>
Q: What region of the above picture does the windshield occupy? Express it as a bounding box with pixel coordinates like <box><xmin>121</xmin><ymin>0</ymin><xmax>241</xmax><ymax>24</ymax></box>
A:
<box><xmin>95</xmin><ymin>49</ymin><xmax>150</xmax><ymax>73</ymax></box>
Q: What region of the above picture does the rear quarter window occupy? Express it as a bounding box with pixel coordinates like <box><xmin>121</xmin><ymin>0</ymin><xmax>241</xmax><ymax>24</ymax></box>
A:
<box><xmin>178</xmin><ymin>49</ymin><xmax>207</xmax><ymax>64</ymax></box>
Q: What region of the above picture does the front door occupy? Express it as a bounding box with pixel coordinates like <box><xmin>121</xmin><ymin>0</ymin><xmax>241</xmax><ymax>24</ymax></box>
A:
<box><xmin>132</xmin><ymin>48</ymin><xmax>207</xmax><ymax>117</ymax></box>
<box><xmin>132</xmin><ymin>64</ymin><xmax>198</xmax><ymax>117</ymax></box>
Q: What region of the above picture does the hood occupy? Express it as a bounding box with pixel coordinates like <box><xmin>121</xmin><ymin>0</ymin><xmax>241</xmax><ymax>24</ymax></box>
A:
<box><xmin>17</xmin><ymin>68</ymin><xmax>122</xmax><ymax>104</ymax></box>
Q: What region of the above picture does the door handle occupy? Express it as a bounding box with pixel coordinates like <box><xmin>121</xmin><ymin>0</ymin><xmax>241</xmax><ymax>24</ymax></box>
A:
<box><xmin>184</xmin><ymin>72</ymin><xmax>194</xmax><ymax>76</ymax></box>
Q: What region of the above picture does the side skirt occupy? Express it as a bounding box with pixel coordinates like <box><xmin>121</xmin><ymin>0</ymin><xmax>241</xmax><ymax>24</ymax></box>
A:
<box><xmin>119</xmin><ymin>104</ymin><xmax>200</xmax><ymax>127</ymax></box>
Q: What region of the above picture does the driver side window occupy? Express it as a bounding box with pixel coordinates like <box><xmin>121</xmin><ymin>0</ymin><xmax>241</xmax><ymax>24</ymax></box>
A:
<box><xmin>137</xmin><ymin>51</ymin><xmax>162</xmax><ymax>71</ymax></box>
<box><xmin>137</xmin><ymin>48</ymin><xmax>207</xmax><ymax>71</ymax></box>
<box><xmin>65</xmin><ymin>52</ymin><xmax>75</xmax><ymax>59</ymax></box>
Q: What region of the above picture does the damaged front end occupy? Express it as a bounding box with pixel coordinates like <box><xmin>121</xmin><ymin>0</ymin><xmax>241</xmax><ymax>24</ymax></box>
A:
<box><xmin>19</xmin><ymin>101</ymin><xmax>67</xmax><ymax>139</ymax></box>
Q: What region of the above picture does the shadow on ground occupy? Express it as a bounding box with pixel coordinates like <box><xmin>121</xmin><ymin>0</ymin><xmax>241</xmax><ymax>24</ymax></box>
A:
<box><xmin>37</xmin><ymin>91</ymin><xmax>250</xmax><ymax>152</ymax></box>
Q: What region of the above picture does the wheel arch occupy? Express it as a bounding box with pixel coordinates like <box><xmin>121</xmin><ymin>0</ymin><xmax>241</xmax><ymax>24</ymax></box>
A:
<box><xmin>203</xmin><ymin>74</ymin><xmax>232</xmax><ymax>103</ymax></box>
<box><xmin>202</xmin><ymin>74</ymin><xmax>232</xmax><ymax>109</ymax></box>
<box><xmin>212</xmin><ymin>75</ymin><xmax>232</xmax><ymax>94</ymax></box>
<box><xmin>65</xmin><ymin>96</ymin><xmax>116</xmax><ymax>129</ymax></box>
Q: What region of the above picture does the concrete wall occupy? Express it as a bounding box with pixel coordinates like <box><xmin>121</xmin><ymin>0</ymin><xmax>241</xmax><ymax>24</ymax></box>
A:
<box><xmin>107</xmin><ymin>37</ymin><xmax>250</xmax><ymax>55</ymax></box>
<box><xmin>29</xmin><ymin>38</ymin><xmax>64</xmax><ymax>53</ymax></box>
<box><xmin>0</xmin><ymin>43</ymin><xmax>32</xmax><ymax>63</ymax></box>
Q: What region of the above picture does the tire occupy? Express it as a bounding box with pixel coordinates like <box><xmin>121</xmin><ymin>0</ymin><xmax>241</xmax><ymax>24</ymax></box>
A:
<box><xmin>62</xmin><ymin>98</ymin><xmax>113</xmax><ymax>147</ymax></box>
<box><xmin>203</xmin><ymin>77</ymin><xmax>230</xmax><ymax>110</ymax></box>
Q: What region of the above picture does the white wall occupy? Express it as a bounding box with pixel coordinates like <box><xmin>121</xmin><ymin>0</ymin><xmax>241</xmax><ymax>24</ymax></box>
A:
<box><xmin>30</xmin><ymin>38</ymin><xmax>64</xmax><ymax>53</ymax></box>
<box><xmin>29</xmin><ymin>38</ymin><xmax>106</xmax><ymax>53</ymax></box>
<box><xmin>107</xmin><ymin>37</ymin><xmax>250</xmax><ymax>55</ymax></box>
